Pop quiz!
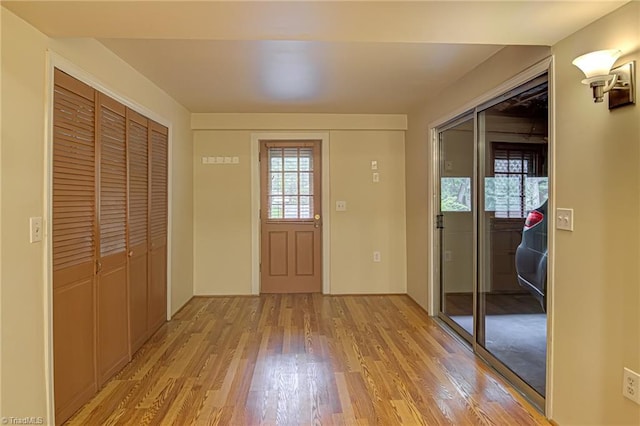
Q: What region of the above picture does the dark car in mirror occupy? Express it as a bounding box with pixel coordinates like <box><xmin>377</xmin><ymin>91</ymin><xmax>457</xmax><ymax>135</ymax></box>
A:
<box><xmin>515</xmin><ymin>200</ymin><xmax>548</xmax><ymax>311</ymax></box>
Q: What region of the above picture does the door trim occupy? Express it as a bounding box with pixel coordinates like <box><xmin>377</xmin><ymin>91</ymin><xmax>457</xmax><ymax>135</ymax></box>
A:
<box><xmin>44</xmin><ymin>50</ymin><xmax>174</xmax><ymax>424</ymax></box>
<box><xmin>251</xmin><ymin>132</ymin><xmax>330</xmax><ymax>295</ymax></box>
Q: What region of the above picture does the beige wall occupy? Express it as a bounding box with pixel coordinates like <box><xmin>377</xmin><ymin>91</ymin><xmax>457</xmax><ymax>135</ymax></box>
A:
<box><xmin>551</xmin><ymin>2</ymin><xmax>640</xmax><ymax>425</ymax></box>
<box><xmin>193</xmin><ymin>130</ymin><xmax>253</xmax><ymax>294</ymax></box>
<box><xmin>0</xmin><ymin>9</ymin><xmax>193</xmax><ymax>421</ymax></box>
<box><xmin>329</xmin><ymin>130</ymin><xmax>406</xmax><ymax>294</ymax></box>
<box><xmin>193</xmin><ymin>117</ymin><xmax>406</xmax><ymax>296</ymax></box>
<box><xmin>405</xmin><ymin>45</ymin><xmax>551</xmax><ymax>312</ymax></box>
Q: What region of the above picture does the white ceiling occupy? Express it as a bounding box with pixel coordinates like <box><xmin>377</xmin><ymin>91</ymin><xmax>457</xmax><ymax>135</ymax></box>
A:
<box><xmin>4</xmin><ymin>1</ymin><xmax>628</xmax><ymax>113</ymax></box>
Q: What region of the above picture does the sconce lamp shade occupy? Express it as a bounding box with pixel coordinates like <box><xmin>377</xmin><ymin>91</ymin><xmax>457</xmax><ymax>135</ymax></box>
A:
<box><xmin>572</xmin><ymin>49</ymin><xmax>621</xmax><ymax>79</ymax></box>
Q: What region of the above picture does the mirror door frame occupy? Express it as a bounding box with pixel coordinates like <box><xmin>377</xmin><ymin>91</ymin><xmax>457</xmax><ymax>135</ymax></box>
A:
<box><xmin>429</xmin><ymin>56</ymin><xmax>555</xmax><ymax>415</ymax></box>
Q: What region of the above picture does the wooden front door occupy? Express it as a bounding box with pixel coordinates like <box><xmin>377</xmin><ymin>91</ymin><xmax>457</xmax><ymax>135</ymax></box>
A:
<box><xmin>260</xmin><ymin>141</ymin><xmax>322</xmax><ymax>293</ymax></box>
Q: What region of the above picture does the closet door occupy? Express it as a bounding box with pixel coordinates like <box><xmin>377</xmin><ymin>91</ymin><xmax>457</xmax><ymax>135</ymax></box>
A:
<box><xmin>127</xmin><ymin>109</ymin><xmax>150</xmax><ymax>353</ymax></box>
<box><xmin>148</xmin><ymin>121</ymin><xmax>168</xmax><ymax>333</ymax></box>
<box><xmin>96</xmin><ymin>93</ymin><xmax>129</xmax><ymax>385</ymax></box>
<box><xmin>52</xmin><ymin>69</ymin><xmax>97</xmax><ymax>423</ymax></box>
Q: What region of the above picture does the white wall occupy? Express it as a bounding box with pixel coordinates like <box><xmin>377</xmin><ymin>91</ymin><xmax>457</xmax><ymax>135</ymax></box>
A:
<box><xmin>193</xmin><ymin>115</ymin><xmax>407</xmax><ymax>296</ymax></box>
<box><xmin>0</xmin><ymin>9</ymin><xmax>193</xmax><ymax>421</ymax></box>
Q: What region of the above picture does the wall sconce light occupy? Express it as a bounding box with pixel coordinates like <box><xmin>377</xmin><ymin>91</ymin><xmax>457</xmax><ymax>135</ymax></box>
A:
<box><xmin>572</xmin><ymin>49</ymin><xmax>636</xmax><ymax>109</ymax></box>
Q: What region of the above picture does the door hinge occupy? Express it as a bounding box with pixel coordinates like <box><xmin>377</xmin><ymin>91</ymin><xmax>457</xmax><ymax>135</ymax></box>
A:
<box><xmin>436</xmin><ymin>214</ymin><xmax>444</xmax><ymax>229</ymax></box>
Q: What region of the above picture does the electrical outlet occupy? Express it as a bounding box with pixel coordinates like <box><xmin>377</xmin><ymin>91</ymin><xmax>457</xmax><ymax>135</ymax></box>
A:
<box><xmin>623</xmin><ymin>368</ymin><xmax>640</xmax><ymax>404</ymax></box>
<box><xmin>373</xmin><ymin>251</ymin><xmax>381</xmax><ymax>262</ymax></box>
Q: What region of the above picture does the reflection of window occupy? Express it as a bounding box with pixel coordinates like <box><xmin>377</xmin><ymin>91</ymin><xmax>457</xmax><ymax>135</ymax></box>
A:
<box><xmin>441</xmin><ymin>177</ymin><xmax>471</xmax><ymax>212</ymax></box>
<box><xmin>268</xmin><ymin>147</ymin><xmax>314</xmax><ymax>219</ymax></box>
<box><xmin>486</xmin><ymin>144</ymin><xmax>546</xmax><ymax>218</ymax></box>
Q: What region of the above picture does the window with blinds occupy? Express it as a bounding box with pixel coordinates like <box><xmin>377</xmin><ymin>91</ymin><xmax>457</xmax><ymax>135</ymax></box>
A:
<box><xmin>486</xmin><ymin>144</ymin><xmax>547</xmax><ymax>218</ymax></box>
<box><xmin>267</xmin><ymin>147</ymin><xmax>314</xmax><ymax>220</ymax></box>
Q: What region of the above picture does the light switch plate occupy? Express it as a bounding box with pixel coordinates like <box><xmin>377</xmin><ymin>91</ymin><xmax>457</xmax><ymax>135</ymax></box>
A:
<box><xmin>202</xmin><ymin>157</ymin><xmax>209</xmax><ymax>164</ymax></box>
<box><xmin>336</xmin><ymin>201</ymin><xmax>347</xmax><ymax>211</ymax></box>
<box><xmin>556</xmin><ymin>208</ymin><xmax>574</xmax><ymax>231</ymax></box>
<box><xmin>30</xmin><ymin>217</ymin><xmax>43</xmax><ymax>243</ymax></box>
<box><xmin>372</xmin><ymin>172</ymin><xmax>380</xmax><ymax>183</ymax></box>
<box><xmin>232</xmin><ymin>156</ymin><xmax>239</xmax><ymax>164</ymax></box>
<box><xmin>371</xmin><ymin>160</ymin><xmax>378</xmax><ymax>170</ymax></box>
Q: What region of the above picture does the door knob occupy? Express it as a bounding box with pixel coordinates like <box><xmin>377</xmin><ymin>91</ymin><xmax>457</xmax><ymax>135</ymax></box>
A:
<box><xmin>314</xmin><ymin>214</ymin><xmax>321</xmax><ymax>220</ymax></box>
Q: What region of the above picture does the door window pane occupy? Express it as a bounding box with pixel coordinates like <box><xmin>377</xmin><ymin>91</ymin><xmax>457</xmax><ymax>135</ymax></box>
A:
<box><xmin>268</xmin><ymin>147</ymin><xmax>315</xmax><ymax>219</ymax></box>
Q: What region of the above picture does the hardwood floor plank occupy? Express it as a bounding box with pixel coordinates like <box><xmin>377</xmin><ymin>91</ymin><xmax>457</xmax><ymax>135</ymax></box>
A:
<box><xmin>65</xmin><ymin>294</ymin><xmax>550</xmax><ymax>425</ymax></box>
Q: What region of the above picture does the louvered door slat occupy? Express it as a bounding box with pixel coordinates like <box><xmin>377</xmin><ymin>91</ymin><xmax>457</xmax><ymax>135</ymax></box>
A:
<box><xmin>52</xmin><ymin>69</ymin><xmax>98</xmax><ymax>425</ymax></box>
<box><xmin>148</xmin><ymin>122</ymin><xmax>168</xmax><ymax>335</ymax></box>
<box><xmin>150</xmin><ymin>126</ymin><xmax>168</xmax><ymax>241</ymax></box>
<box><xmin>96</xmin><ymin>93</ymin><xmax>130</xmax><ymax>387</ymax></box>
<box><xmin>53</xmin><ymin>84</ymin><xmax>96</xmax><ymax>273</ymax></box>
<box><xmin>127</xmin><ymin>109</ymin><xmax>150</xmax><ymax>354</ymax></box>
<box><xmin>128</xmin><ymin>120</ymin><xmax>149</xmax><ymax>248</ymax></box>
<box><xmin>99</xmin><ymin>100</ymin><xmax>127</xmax><ymax>258</ymax></box>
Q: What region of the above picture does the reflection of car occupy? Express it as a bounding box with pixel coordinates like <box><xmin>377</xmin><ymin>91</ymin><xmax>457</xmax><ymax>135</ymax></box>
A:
<box><xmin>515</xmin><ymin>200</ymin><xmax>548</xmax><ymax>311</ymax></box>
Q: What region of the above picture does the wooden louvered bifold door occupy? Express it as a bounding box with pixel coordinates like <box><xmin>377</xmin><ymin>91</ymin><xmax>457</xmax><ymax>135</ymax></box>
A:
<box><xmin>52</xmin><ymin>69</ymin><xmax>170</xmax><ymax>425</ymax></box>
<box><xmin>96</xmin><ymin>93</ymin><xmax>130</xmax><ymax>385</ymax></box>
<box><xmin>52</xmin><ymin>69</ymin><xmax>97</xmax><ymax>424</ymax></box>
<box><xmin>148</xmin><ymin>121</ymin><xmax>168</xmax><ymax>333</ymax></box>
<box><xmin>127</xmin><ymin>109</ymin><xmax>150</xmax><ymax>353</ymax></box>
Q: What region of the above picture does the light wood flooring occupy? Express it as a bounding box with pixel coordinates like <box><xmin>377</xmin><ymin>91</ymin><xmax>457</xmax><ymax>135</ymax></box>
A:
<box><xmin>66</xmin><ymin>294</ymin><xmax>549</xmax><ymax>425</ymax></box>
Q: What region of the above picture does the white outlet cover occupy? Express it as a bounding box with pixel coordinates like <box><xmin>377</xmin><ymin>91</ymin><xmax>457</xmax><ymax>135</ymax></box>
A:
<box><xmin>623</xmin><ymin>367</ymin><xmax>640</xmax><ymax>404</ymax></box>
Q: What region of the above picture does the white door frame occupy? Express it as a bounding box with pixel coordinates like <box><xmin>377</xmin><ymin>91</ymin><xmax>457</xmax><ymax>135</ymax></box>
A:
<box><xmin>250</xmin><ymin>132</ymin><xmax>331</xmax><ymax>295</ymax></box>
